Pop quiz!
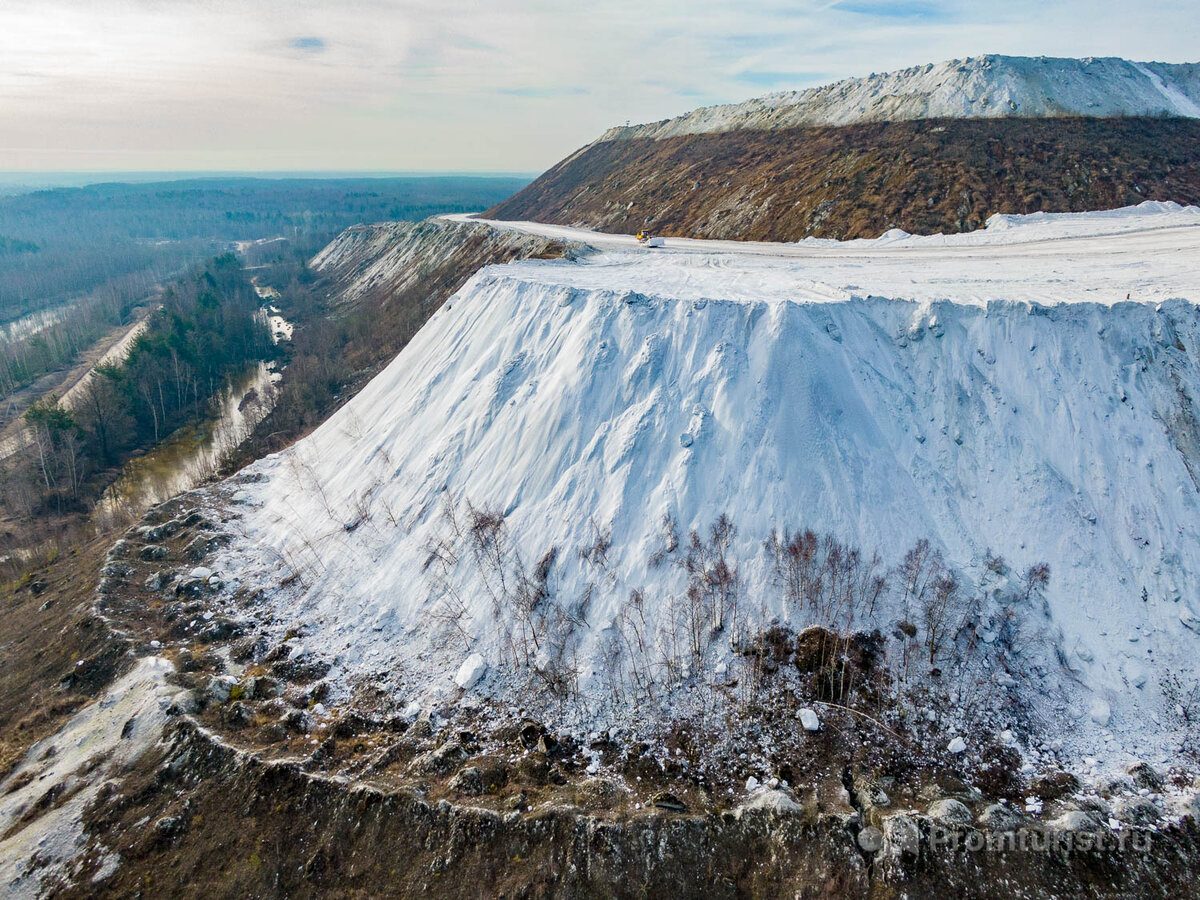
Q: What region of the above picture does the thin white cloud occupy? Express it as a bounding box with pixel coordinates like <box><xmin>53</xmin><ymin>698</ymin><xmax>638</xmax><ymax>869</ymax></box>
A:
<box><xmin>0</xmin><ymin>0</ymin><xmax>1196</xmax><ymax>171</ymax></box>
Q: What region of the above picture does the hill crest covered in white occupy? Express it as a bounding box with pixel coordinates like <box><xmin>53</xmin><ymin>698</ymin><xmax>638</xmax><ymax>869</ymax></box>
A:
<box><xmin>207</xmin><ymin>203</ymin><xmax>1200</xmax><ymax>772</ymax></box>
<box><xmin>599</xmin><ymin>55</ymin><xmax>1200</xmax><ymax>142</ymax></box>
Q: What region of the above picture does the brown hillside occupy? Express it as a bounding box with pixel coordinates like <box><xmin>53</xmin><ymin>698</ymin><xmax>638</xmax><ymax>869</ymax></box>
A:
<box><xmin>487</xmin><ymin>117</ymin><xmax>1200</xmax><ymax>240</ymax></box>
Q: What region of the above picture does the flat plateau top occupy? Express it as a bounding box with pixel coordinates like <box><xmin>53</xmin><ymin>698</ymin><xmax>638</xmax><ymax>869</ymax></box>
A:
<box><xmin>447</xmin><ymin>202</ymin><xmax>1200</xmax><ymax>307</ymax></box>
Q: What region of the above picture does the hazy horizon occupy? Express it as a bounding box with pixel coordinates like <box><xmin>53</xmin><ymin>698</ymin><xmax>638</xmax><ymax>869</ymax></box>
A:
<box><xmin>0</xmin><ymin>170</ymin><xmax>536</xmax><ymax>196</ymax></box>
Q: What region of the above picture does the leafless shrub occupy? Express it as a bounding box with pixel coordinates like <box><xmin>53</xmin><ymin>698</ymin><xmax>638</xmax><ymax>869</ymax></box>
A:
<box><xmin>984</xmin><ymin>550</ymin><xmax>1008</xmax><ymax>580</ymax></box>
<box><xmin>921</xmin><ymin>571</ymin><xmax>961</xmax><ymax>665</ymax></box>
<box><xmin>287</xmin><ymin>450</ymin><xmax>336</xmax><ymax>520</ymax></box>
<box><xmin>767</xmin><ymin>527</ymin><xmax>887</xmax><ymax>630</ymax></box>
<box><xmin>680</xmin><ymin>514</ymin><xmax>739</xmax><ymax>661</ymax></box>
<box><xmin>578</xmin><ymin>518</ymin><xmax>612</xmax><ymax>569</ymax></box>
<box><xmin>648</xmin><ymin>512</ymin><xmax>679</xmax><ymax>567</ymax></box>
<box><xmin>616</xmin><ymin>588</ymin><xmax>655</xmax><ymax>702</ymax></box>
<box><xmin>899</xmin><ymin>538</ymin><xmax>941</xmax><ymax>613</ymax></box>
<box><xmin>1023</xmin><ymin>562</ymin><xmax>1050</xmax><ymax>596</ymax></box>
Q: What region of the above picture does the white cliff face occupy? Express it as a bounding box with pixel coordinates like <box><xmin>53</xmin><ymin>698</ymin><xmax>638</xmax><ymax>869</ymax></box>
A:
<box><xmin>214</xmin><ymin>204</ymin><xmax>1200</xmax><ymax>766</ymax></box>
<box><xmin>309</xmin><ymin>219</ymin><xmax>580</xmax><ymax>309</ymax></box>
<box><xmin>598</xmin><ymin>56</ymin><xmax>1200</xmax><ymax>142</ymax></box>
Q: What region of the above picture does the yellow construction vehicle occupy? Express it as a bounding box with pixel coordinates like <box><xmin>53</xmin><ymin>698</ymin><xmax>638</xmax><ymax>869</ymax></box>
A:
<box><xmin>636</xmin><ymin>230</ymin><xmax>664</xmax><ymax>248</ymax></box>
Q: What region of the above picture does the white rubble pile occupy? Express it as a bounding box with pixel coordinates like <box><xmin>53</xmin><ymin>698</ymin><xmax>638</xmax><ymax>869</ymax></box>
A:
<box><xmin>213</xmin><ymin>203</ymin><xmax>1200</xmax><ymax>770</ymax></box>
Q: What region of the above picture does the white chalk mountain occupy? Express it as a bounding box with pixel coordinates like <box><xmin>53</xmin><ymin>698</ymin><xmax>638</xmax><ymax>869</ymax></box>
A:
<box><xmin>599</xmin><ymin>55</ymin><xmax>1200</xmax><ymax>142</ymax></box>
<box><xmin>212</xmin><ymin>202</ymin><xmax>1200</xmax><ymax>770</ymax></box>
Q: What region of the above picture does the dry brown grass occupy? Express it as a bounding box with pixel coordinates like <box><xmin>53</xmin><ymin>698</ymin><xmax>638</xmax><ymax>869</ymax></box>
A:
<box><xmin>488</xmin><ymin>116</ymin><xmax>1200</xmax><ymax>241</ymax></box>
<box><xmin>0</xmin><ymin>535</ymin><xmax>117</xmax><ymax>782</ymax></box>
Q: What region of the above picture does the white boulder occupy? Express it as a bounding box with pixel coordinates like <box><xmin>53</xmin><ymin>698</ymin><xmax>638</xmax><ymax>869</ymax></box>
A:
<box><xmin>455</xmin><ymin>653</ymin><xmax>487</xmax><ymax>690</ymax></box>
<box><xmin>799</xmin><ymin>708</ymin><xmax>820</xmax><ymax>731</ymax></box>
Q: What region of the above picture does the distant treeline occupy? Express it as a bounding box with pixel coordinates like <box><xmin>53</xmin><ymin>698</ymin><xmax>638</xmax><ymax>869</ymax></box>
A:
<box><xmin>4</xmin><ymin>255</ymin><xmax>272</xmax><ymax>517</ymax></box>
<box><xmin>0</xmin><ymin>176</ymin><xmax>528</xmax><ymax>323</ymax></box>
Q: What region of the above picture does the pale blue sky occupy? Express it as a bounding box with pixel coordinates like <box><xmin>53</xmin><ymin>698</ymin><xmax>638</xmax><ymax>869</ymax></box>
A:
<box><xmin>1</xmin><ymin>0</ymin><xmax>1196</xmax><ymax>172</ymax></box>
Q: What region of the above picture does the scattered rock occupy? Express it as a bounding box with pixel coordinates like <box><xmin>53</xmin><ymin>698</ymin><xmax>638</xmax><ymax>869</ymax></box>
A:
<box><xmin>1115</xmin><ymin>797</ymin><xmax>1161</xmax><ymax>826</ymax></box>
<box><xmin>742</xmin><ymin>789</ymin><xmax>802</xmax><ymax>816</ymax></box>
<box><xmin>979</xmin><ymin>803</ymin><xmax>1024</xmax><ymax>832</ymax></box>
<box><xmin>652</xmin><ymin>792</ymin><xmax>687</xmax><ymax>813</ymax></box>
<box><xmin>881</xmin><ymin>813</ymin><xmax>921</xmax><ymax>859</ymax></box>
<box><xmin>409</xmin><ymin>741</ymin><xmax>468</xmax><ymax>775</ymax></box>
<box><xmin>1127</xmin><ymin>761</ymin><xmax>1164</xmax><ymax>791</ymax></box>
<box><xmin>449</xmin><ymin>766</ymin><xmax>484</xmax><ymax>796</ymax></box>
<box><xmin>1089</xmin><ymin>697</ymin><xmax>1112</xmax><ymax>727</ymax></box>
<box><xmin>947</xmin><ymin>736</ymin><xmax>967</xmax><ymax>754</ymax></box>
<box><xmin>927</xmin><ymin>798</ymin><xmax>973</xmax><ymax>826</ymax></box>
<box><xmin>223</xmin><ymin>701</ymin><xmax>254</xmax><ymax>729</ymax></box>
<box><xmin>575</xmin><ymin>777</ymin><xmax>623</xmax><ymax>810</ymax></box>
<box><xmin>139</xmin><ymin>544</ymin><xmax>168</xmax><ymax>561</ymax></box>
<box><xmin>798</xmin><ymin>708</ymin><xmax>820</xmax><ymax>731</ymax></box>
<box><xmin>454</xmin><ymin>653</ymin><xmax>487</xmax><ymax>690</ymax></box>
<box><xmin>205</xmin><ymin>675</ymin><xmax>238</xmax><ymax>704</ymax></box>
<box><xmin>1031</xmin><ymin>770</ymin><xmax>1080</xmax><ymax>802</ymax></box>
<box><xmin>154</xmin><ymin>816</ymin><xmax>186</xmax><ymax>840</ymax></box>
<box><xmin>1049</xmin><ymin>809</ymin><xmax>1100</xmax><ymax>833</ymax></box>
<box><xmin>857</xmin><ymin>826</ymin><xmax>884</xmax><ymax>853</ymax></box>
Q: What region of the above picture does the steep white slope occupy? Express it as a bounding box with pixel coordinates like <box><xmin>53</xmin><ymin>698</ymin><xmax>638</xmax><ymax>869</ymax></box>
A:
<box><xmin>599</xmin><ymin>56</ymin><xmax>1200</xmax><ymax>141</ymax></box>
<box><xmin>215</xmin><ymin>205</ymin><xmax>1200</xmax><ymax>766</ymax></box>
<box><xmin>310</xmin><ymin>219</ymin><xmax>579</xmax><ymax>309</ymax></box>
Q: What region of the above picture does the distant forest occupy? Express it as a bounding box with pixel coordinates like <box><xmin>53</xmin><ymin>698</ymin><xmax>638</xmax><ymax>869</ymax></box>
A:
<box><xmin>6</xmin><ymin>255</ymin><xmax>273</xmax><ymax>517</ymax></box>
<box><xmin>0</xmin><ymin>176</ymin><xmax>528</xmax><ymax>323</ymax></box>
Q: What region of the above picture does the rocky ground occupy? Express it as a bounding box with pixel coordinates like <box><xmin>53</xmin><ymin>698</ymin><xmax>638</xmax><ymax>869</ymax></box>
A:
<box><xmin>1</xmin><ymin>489</ymin><xmax>1194</xmax><ymax>896</ymax></box>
